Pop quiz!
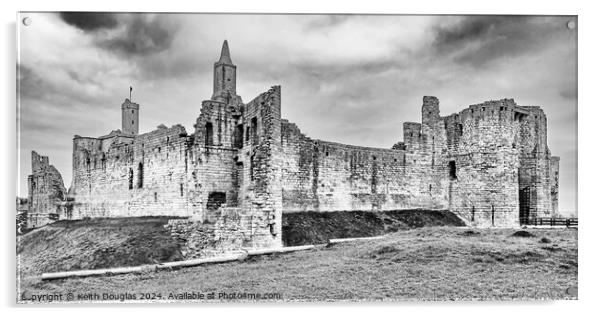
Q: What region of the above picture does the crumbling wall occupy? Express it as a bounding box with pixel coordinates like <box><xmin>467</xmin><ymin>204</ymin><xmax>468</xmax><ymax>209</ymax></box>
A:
<box><xmin>27</xmin><ymin>151</ymin><xmax>67</xmax><ymax>227</ymax></box>
<box><xmin>236</xmin><ymin>86</ymin><xmax>283</xmax><ymax>249</ymax></box>
<box><xmin>280</xmin><ymin>121</ymin><xmax>447</xmax><ymax>213</ymax></box>
<box><xmin>165</xmin><ymin>206</ymin><xmax>276</xmax><ymax>259</ymax></box>
<box><xmin>279</xmin><ymin>96</ymin><xmax>558</xmax><ymax>228</ymax></box>
<box><xmin>165</xmin><ymin>208</ymin><xmax>245</xmax><ymax>259</ymax></box>
<box><xmin>191</xmin><ymin>98</ymin><xmax>241</xmax><ymax>217</ymax></box>
<box><xmin>278</xmin><ymin>96</ymin><xmax>453</xmax><ymax>215</ymax></box>
<box><xmin>194</xmin><ymin>100</ymin><xmax>241</xmax><ymax>149</ymax></box>
<box><xmin>164</xmin><ymin>86</ymin><xmax>285</xmax><ymax>257</ymax></box>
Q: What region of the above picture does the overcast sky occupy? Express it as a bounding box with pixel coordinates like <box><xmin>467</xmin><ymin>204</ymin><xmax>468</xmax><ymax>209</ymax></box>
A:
<box><xmin>17</xmin><ymin>13</ymin><xmax>577</xmax><ymax>216</ymax></box>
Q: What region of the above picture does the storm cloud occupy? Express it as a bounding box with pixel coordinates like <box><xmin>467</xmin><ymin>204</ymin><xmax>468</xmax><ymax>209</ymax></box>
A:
<box><xmin>59</xmin><ymin>12</ymin><xmax>118</xmax><ymax>31</ymax></box>
<box><xmin>60</xmin><ymin>12</ymin><xmax>180</xmax><ymax>57</ymax></box>
<box><xmin>98</xmin><ymin>15</ymin><xmax>180</xmax><ymax>56</ymax></box>
<box><xmin>432</xmin><ymin>16</ymin><xmax>572</xmax><ymax>67</ymax></box>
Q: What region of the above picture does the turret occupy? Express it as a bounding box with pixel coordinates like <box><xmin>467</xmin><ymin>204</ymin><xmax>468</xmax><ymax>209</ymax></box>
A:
<box><xmin>121</xmin><ymin>98</ymin><xmax>139</xmax><ymax>135</ymax></box>
<box><xmin>422</xmin><ymin>96</ymin><xmax>440</xmax><ymax>127</ymax></box>
<box><xmin>211</xmin><ymin>40</ymin><xmax>237</xmax><ymax>103</ymax></box>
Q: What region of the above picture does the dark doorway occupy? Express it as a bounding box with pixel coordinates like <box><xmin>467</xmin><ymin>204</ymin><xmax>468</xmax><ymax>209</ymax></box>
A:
<box><xmin>206</xmin><ymin>191</ymin><xmax>227</xmax><ymax>223</ymax></box>
<box><xmin>519</xmin><ymin>187</ymin><xmax>531</xmax><ymax>225</ymax></box>
<box><xmin>207</xmin><ymin>192</ymin><xmax>226</xmax><ymax>211</ymax></box>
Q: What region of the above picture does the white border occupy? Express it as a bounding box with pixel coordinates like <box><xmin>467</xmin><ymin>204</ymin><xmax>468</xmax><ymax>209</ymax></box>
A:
<box><xmin>2</xmin><ymin>0</ymin><xmax>599</xmax><ymax>315</ymax></box>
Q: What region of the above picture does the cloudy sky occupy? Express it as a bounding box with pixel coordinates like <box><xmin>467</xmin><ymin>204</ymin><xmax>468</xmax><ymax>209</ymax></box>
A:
<box><xmin>17</xmin><ymin>13</ymin><xmax>577</xmax><ymax>215</ymax></box>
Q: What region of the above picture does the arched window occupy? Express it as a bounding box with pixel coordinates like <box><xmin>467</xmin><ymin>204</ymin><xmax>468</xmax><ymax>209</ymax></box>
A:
<box><xmin>137</xmin><ymin>162</ymin><xmax>144</xmax><ymax>188</ymax></box>
<box><xmin>205</xmin><ymin>122</ymin><xmax>214</xmax><ymax>146</ymax></box>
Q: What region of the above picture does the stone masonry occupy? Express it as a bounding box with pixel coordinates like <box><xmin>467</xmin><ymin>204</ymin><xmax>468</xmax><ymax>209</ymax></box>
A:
<box><xmin>25</xmin><ymin>40</ymin><xmax>559</xmax><ymax>256</ymax></box>
<box><xmin>26</xmin><ymin>151</ymin><xmax>70</xmax><ymax>228</ymax></box>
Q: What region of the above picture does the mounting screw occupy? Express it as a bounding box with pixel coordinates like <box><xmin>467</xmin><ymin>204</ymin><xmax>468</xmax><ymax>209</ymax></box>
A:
<box><xmin>22</xmin><ymin>17</ymin><xmax>31</xmax><ymax>26</ymax></box>
<box><xmin>567</xmin><ymin>20</ymin><xmax>576</xmax><ymax>30</ymax></box>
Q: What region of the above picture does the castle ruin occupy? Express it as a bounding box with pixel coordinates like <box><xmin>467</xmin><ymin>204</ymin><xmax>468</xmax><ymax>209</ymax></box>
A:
<box><xmin>24</xmin><ymin>41</ymin><xmax>560</xmax><ymax>253</ymax></box>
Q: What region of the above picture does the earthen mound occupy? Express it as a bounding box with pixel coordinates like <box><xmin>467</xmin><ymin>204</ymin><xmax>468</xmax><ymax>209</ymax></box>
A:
<box><xmin>510</xmin><ymin>230</ymin><xmax>536</xmax><ymax>238</ymax></box>
<box><xmin>282</xmin><ymin>209</ymin><xmax>465</xmax><ymax>246</ymax></box>
<box><xmin>17</xmin><ymin>216</ymin><xmax>184</xmax><ymax>276</ymax></box>
<box><xmin>459</xmin><ymin>230</ymin><xmax>481</xmax><ymax>236</ymax></box>
<box><xmin>540</xmin><ymin>237</ymin><xmax>552</xmax><ymax>243</ymax></box>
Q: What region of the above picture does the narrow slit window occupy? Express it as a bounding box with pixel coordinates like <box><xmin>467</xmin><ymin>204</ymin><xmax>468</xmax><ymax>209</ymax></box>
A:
<box><xmin>251</xmin><ymin>117</ymin><xmax>258</xmax><ymax>145</ymax></box>
<box><xmin>128</xmin><ymin>168</ymin><xmax>133</xmax><ymax>190</ymax></box>
<box><xmin>137</xmin><ymin>162</ymin><xmax>144</xmax><ymax>188</ymax></box>
<box><xmin>205</xmin><ymin>122</ymin><xmax>214</xmax><ymax>146</ymax></box>
<box><xmin>449</xmin><ymin>161</ymin><xmax>457</xmax><ymax>180</ymax></box>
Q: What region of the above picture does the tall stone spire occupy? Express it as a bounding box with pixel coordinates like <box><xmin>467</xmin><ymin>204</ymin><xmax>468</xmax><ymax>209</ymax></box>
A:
<box><xmin>217</xmin><ymin>40</ymin><xmax>233</xmax><ymax>64</ymax></box>
<box><xmin>212</xmin><ymin>40</ymin><xmax>238</xmax><ymax>103</ymax></box>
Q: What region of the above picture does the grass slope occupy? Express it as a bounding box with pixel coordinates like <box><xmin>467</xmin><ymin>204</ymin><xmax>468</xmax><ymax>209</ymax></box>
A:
<box><xmin>17</xmin><ymin>210</ymin><xmax>464</xmax><ymax>276</ymax></box>
<box><xmin>17</xmin><ymin>217</ymin><xmax>184</xmax><ymax>277</ymax></box>
<box><xmin>283</xmin><ymin>209</ymin><xmax>465</xmax><ymax>246</ymax></box>
<box><xmin>19</xmin><ymin>227</ymin><xmax>577</xmax><ymax>302</ymax></box>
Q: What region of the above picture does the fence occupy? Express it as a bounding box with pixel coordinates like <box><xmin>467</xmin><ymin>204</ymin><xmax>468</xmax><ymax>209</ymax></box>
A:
<box><xmin>521</xmin><ymin>217</ymin><xmax>578</xmax><ymax>227</ymax></box>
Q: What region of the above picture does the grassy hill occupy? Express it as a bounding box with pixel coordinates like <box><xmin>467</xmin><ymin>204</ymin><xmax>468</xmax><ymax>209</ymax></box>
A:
<box><xmin>17</xmin><ymin>210</ymin><xmax>465</xmax><ymax>277</ymax></box>
<box><xmin>17</xmin><ymin>217</ymin><xmax>185</xmax><ymax>277</ymax></box>
<box><xmin>19</xmin><ymin>226</ymin><xmax>577</xmax><ymax>301</ymax></box>
<box><xmin>283</xmin><ymin>209</ymin><xmax>465</xmax><ymax>246</ymax></box>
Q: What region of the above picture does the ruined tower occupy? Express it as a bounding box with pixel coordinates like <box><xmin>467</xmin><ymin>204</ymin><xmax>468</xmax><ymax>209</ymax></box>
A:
<box><xmin>211</xmin><ymin>40</ymin><xmax>237</xmax><ymax>104</ymax></box>
<box><xmin>121</xmin><ymin>98</ymin><xmax>139</xmax><ymax>135</ymax></box>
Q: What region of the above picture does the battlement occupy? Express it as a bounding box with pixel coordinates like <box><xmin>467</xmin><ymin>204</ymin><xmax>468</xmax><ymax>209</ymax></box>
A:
<box><xmin>121</xmin><ymin>98</ymin><xmax>139</xmax><ymax>110</ymax></box>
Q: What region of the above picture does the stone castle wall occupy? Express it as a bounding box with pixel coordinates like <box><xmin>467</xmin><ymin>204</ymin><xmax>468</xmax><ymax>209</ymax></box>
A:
<box><xmin>280</xmin><ymin>122</ymin><xmax>447</xmax><ymax>213</ymax></box>
<box><xmin>165</xmin><ymin>207</ymin><xmax>268</xmax><ymax>259</ymax></box>
<box><xmin>26</xmin><ymin>41</ymin><xmax>560</xmax><ymax>256</ymax></box>
<box><xmin>278</xmin><ymin>96</ymin><xmax>558</xmax><ymax>228</ymax></box>
<box><xmin>71</xmin><ymin>124</ymin><xmax>194</xmax><ymax>218</ymax></box>
<box><xmin>67</xmin><ymin>84</ymin><xmax>284</xmax><ymax>249</ymax></box>
<box><xmin>50</xmin><ymin>94</ymin><xmax>559</xmax><ymax>229</ymax></box>
<box><xmin>442</xmin><ymin>99</ymin><xmax>523</xmax><ymax>227</ymax></box>
<box><xmin>26</xmin><ymin>151</ymin><xmax>67</xmax><ymax>228</ymax></box>
<box><xmin>550</xmin><ymin>156</ymin><xmax>560</xmax><ymax>216</ymax></box>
